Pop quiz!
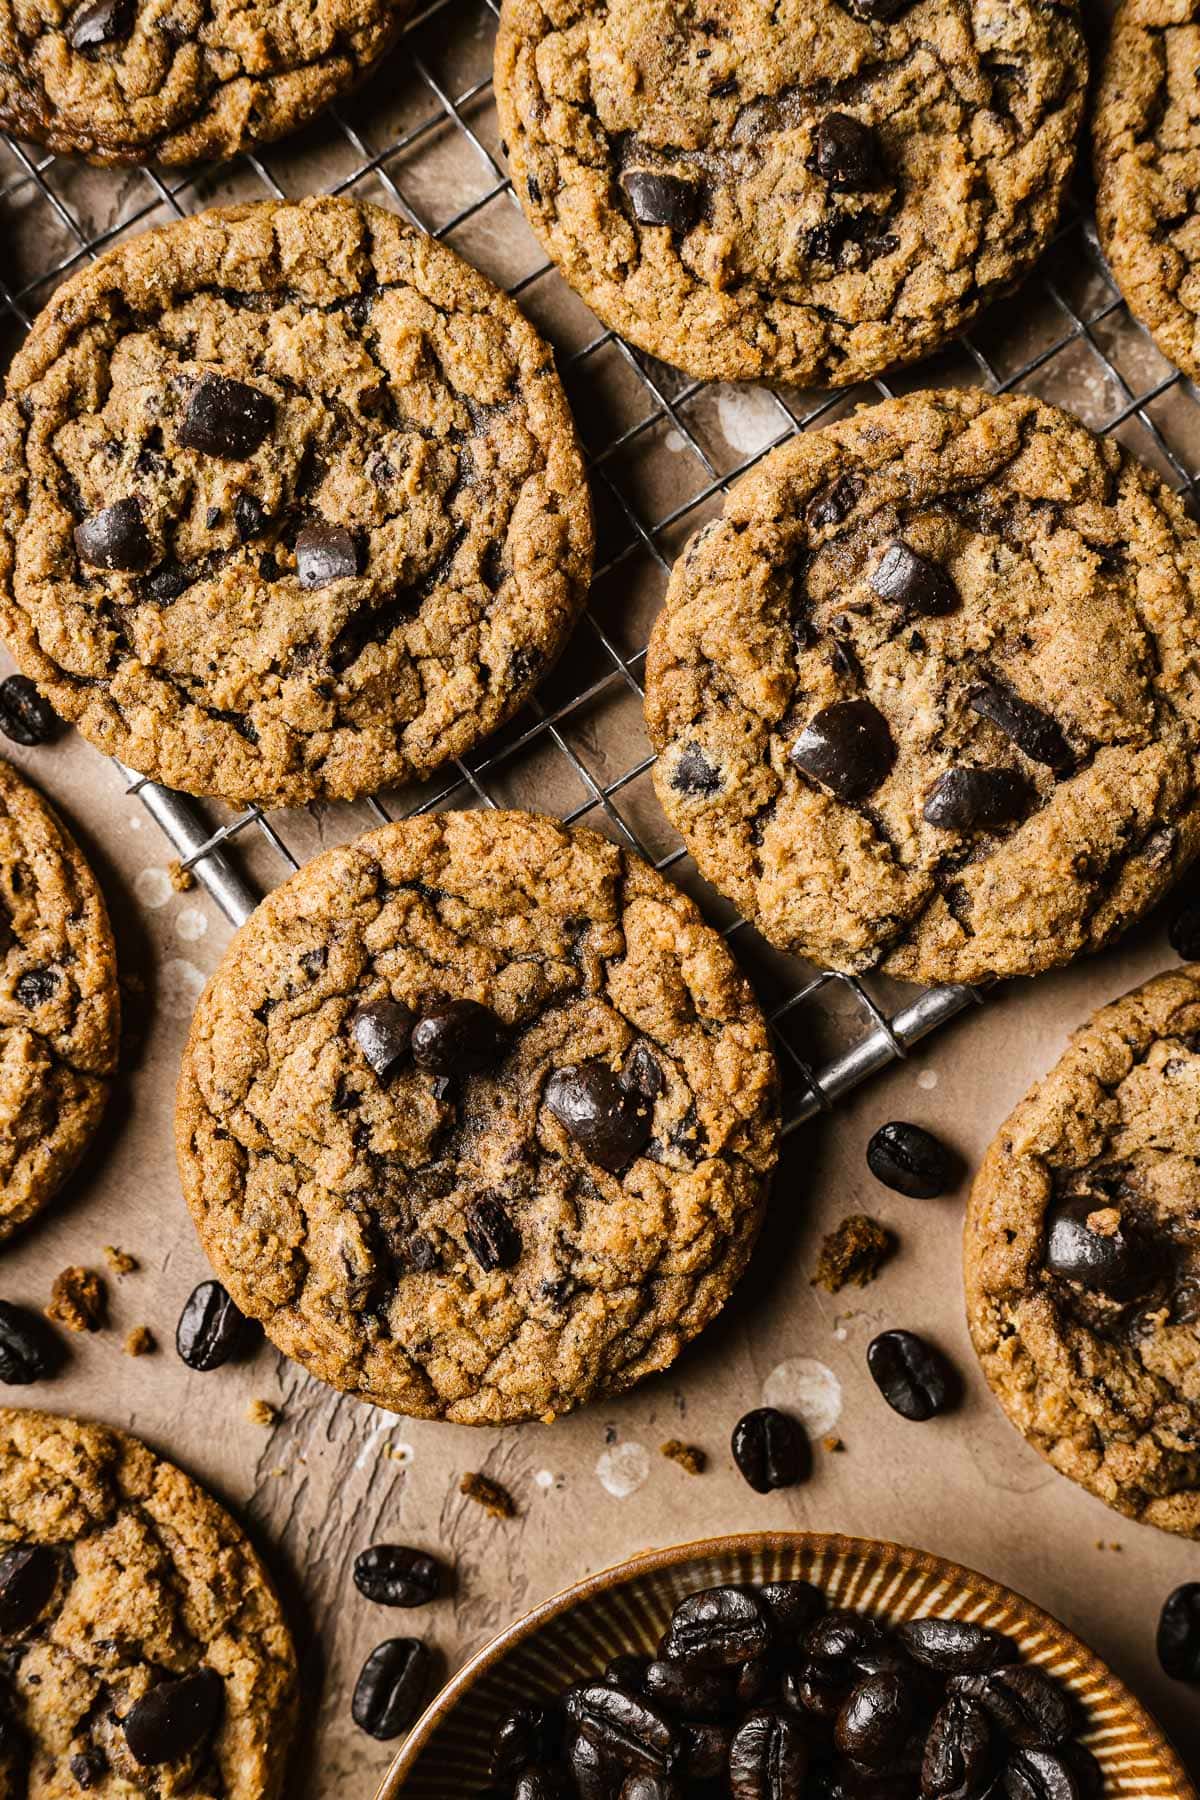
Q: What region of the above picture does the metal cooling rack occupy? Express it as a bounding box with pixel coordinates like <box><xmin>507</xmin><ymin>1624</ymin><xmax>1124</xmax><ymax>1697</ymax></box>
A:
<box><xmin>2</xmin><ymin>0</ymin><xmax>1197</xmax><ymax>1131</ymax></box>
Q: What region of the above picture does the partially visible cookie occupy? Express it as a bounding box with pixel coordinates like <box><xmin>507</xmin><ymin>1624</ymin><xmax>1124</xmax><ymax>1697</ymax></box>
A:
<box><xmin>175</xmin><ymin>810</ymin><xmax>779</xmax><ymax>1426</ymax></box>
<box><xmin>0</xmin><ymin>757</ymin><xmax>118</xmax><ymax>1238</ymax></box>
<box><xmin>0</xmin><ymin>1406</ymin><xmax>298</xmax><ymax>1794</ymax></box>
<box><xmin>645</xmin><ymin>388</ymin><xmax>1200</xmax><ymax>986</ymax></box>
<box><xmin>0</xmin><ymin>197</ymin><xmax>593</xmax><ymax>807</ymax></box>
<box><xmin>965</xmin><ymin>968</ymin><xmax>1200</xmax><ymax>1537</ymax></box>
<box><xmin>0</xmin><ymin>0</ymin><xmax>412</xmax><ymax>166</ymax></box>
<box><xmin>1094</xmin><ymin>0</ymin><xmax>1200</xmax><ymax>383</ymax></box>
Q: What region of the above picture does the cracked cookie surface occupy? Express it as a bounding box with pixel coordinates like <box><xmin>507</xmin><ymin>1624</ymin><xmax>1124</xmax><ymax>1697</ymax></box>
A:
<box><xmin>0</xmin><ymin>0</ymin><xmax>411</xmax><ymax>166</ymax></box>
<box><xmin>0</xmin><ymin>758</ymin><xmax>118</xmax><ymax>1239</ymax></box>
<box><xmin>0</xmin><ymin>197</ymin><xmax>592</xmax><ymax>807</ymax></box>
<box><xmin>644</xmin><ymin>388</ymin><xmax>1200</xmax><ymax>986</ymax></box>
<box><xmin>493</xmin><ymin>0</ymin><xmax>1087</xmax><ymax>387</ymax></box>
<box><xmin>175</xmin><ymin>810</ymin><xmax>779</xmax><ymax>1426</ymax></box>
<box><xmin>965</xmin><ymin>969</ymin><xmax>1200</xmax><ymax>1537</ymax></box>
<box><xmin>0</xmin><ymin>1406</ymin><xmax>298</xmax><ymax>1795</ymax></box>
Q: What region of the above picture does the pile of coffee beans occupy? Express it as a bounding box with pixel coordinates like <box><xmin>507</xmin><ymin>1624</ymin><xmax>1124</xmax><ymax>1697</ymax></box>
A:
<box><xmin>474</xmin><ymin>1579</ymin><xmax>1101</xmax><ymax>1798</ymax></box>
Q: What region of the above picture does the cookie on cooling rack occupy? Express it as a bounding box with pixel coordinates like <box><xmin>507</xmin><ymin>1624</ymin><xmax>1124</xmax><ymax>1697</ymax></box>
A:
<box><xmin>0</xmin><ymin>196</ymin><xmax>592</xmax><ymax>807</ymax></box>
<box><xmin>0</xmin><ymin>755</ymin><xmax>118</xmax><ymax>1239</ymax></box>
<box><xmin>0</xmin><ymin>0</ymin><xmax>412</xmax><ymax>165</ymax></box>
<box><xmin>493</xmin><ymin>0</ymin><xmax>1087</xmax><ymax>387</ymax></box>
<box><xmin>965</xmin><ymin>967</ymin><xmax>1200</xmax><ymax>1537</ymax></box>
<box><xmin>644</xmin><ymin>387</ymin><xmax>1200</xmax><ymax>986</ymax></box>
<box><xmin>1094</xmin><ymin>0</ymin><xmax>1200</xmax><ymax>384</ymax></box>
<box><xmin>175</xmin><ymin>810</ymin><xmax>779</xmax><ymax>1425</ymax></box>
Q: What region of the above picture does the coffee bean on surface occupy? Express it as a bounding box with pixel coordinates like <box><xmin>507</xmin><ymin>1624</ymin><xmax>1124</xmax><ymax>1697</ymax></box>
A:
<box><xmin>866</xmin><ymin>1122</ymin><xmax>955</xmax><ymax>1198</ymax></box>
<box><xmin>867</xmin><ymin>1329</ymin><xmax>957</xmax><ymax>1420</ymax></box>
<box><xmin>1158</xmin><ymin>1583</ymin><xmax>1200</xmax><ymax>1681</ymax></box>
<box><xmin>730</xmin><ymin>1407</ymin><xmax>809</xmax><ymax>1493</ymax></box>
<box><xmin>0</xmin><ymin>676</ymin><xmax>58</xmax><ymax>748</ymax></box>
<box><xmin>0</xmin><ymin>1302</ymin><xmax>62</xmax><ymax>1385</ymax></box>
<box><xmin>175</xmin><ymin>1280</ymin><xmax>252</xmax><ymax>1372</ymax></box>
<box><xmin>353</xmin><ymin>1545</ymin><xmax>440</xmax><ymax>1608</ymax></box>
<box><xmin>351</xmin><ymin>1639</ymin><xmax>432</xmax><ymax>1740</ymax></box>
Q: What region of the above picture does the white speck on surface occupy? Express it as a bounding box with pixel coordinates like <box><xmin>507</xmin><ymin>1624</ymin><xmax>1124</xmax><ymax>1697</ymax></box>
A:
<box><xmin>159</xmin><ymin>958</ymin><xmax>206</xmax><ymax>1019</ymax></box>
<box><xmin>535</xmin><ymin>1469</ymin><xmax>556</xmax><ymax>1489</ymax></box>
<box><xmin>129</xmin><ymin>815</ymin><xmax>142</xmax><ymax>831</ymax></box>
<box><xmin>135</xmin><ymin>866</ymin><xmax>173</xmax><ymax>910</ymax></box>
<box><xmin>354</xmin><ymin>1413</ymin><xmax>405</xmax><ymax>1470</ymax></box>
<box><xmin>715</xmin><ymin>385</ymin><xmax>783</xmax><ymax>456</ymax></box>
<box><xmin>917</xmin><ymin>1068</ymin><xmax>939</xmax><ymax>1090</ymax></box>
<box><xmin>834</xmin><ymin>1326</ymin><xmax>848</xmax><ymax>1343</ymax></box>
<box><xmin>763</xmin><ymin>1357</ymin><xmax>843</xmax><ymax>1437</ymax></box>
<box><xmin>596</xmin><ymin>1441</ymin><xmax>650</xmax><ymax>1499</ymax></box>
<box><xmin>664</xmin><ymin>429</ymin><xmax>686</xmax><ymax>453</ymax></box>
<box><xmin>176</xmin><ymin>906</ymin><xmax>208</xmax><ymax>943</ymax></box>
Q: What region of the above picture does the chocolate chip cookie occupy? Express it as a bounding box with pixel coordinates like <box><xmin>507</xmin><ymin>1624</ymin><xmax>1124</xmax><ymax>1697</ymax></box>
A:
<box><xmin>0</xmin><ymin>757</ymin><xmax>118</xmax><ymax>1241</ymax></box>
<box><xmin>645</xmin><ymin>388</ymin><xmax>1200</xmax><ymax>986</ymax></box>
<box><xmin>1094</xmin><ymin>0</ymin><xmax>1200</xmax><ymax>384</ymax></box>
<box><xmin>494</xmin><ymin>0</ymin><xmax>1087</xmax><ymax>387</ymax></box>
<box><xmin>0</xmin><ymin>0</ymin><xmax>411</xmax><ymax>166</ymax></box>
<box><xmin>0</xmin><ymin>1406</ymin><xmax>298</xmax><ymax>1793</ymax></box>
<box><xmin>965</xmin><ymin>968</ymin><xmax>1200</xmax><ymax>1537</ymax></box>
<box><xmin>175</xmin><ymin>810</ymin><xmax>779</xmax><ymax>1426</ymax></box>
<box><xmin>0</xmin><ymin>197</ymin><xmax>592</xmax><ymax>807</ymax></box>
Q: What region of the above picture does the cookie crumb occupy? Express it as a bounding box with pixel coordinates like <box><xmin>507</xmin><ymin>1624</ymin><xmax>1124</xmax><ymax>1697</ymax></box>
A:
<box><xmin>45</xmin><ymin>1268</ymin><xmax>106</xmax><ymax>1333</ymax></box>
<box><xmin>103</xmin><ymin>1245</ymin><xmax>138</xmax><ymax>1276</ymax></box>
<box><xmin>124</xmin><ymin>1325</ymin><xmax>155</xmax><ymax>1357</ymax></box>
<box><xmin>822</xmin><ymin>1434</ymin><xmax>845</xmax><ymax>1453</ymax></box>
<box><xmin>811</xmin><ymin>1214</ymin><xmax>896</xmax><ymax>1293</ymax></box>
<box><xmin>168</xmin><ymin>858</ymin><xmax>196</xmax><ymax>892</ymax></box>
<box><xmin>246</xmin><ymin>1399</ymin><xmax>279</xmax><ymax>1427</ymax></box>
<box><xmin>660</xmin><ymin>1439</ymin><xmax>706</xmax><ymax>1475</ymax></box>
<box><xmin>460</xmin><ymin>1471</ymin><xmax>516</xmax><ymax>1518</ymax></box>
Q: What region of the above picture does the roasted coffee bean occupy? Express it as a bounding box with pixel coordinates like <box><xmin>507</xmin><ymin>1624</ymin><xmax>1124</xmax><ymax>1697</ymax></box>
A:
<box><xmin>813</xmin><ymin>113</ymin><xmax>882</xmax><ymax>189</ymax></box>
<box><xmin>1042</xmin><ymin>1197</ymin><xmax>1144</xmax><ymax>1300</ymax></box>
<box><xmin>492</xmin><ymin>1707</ymin><xmax>560</xmax><ymax>1779</ymax></box>
<box><xmin>956</xmin><ymin>1664</ymin><xmax>1071</xmax><ymax>1748</ymax></box>
<box><xmin>179</xmin><ymin>374</ymin><xmax>275</xmax><ymax>461</ymax></box>
<box><xmin>1169</xmin><ymin>893</ymin><xmax>1200</xmax><ymax>962</ymax></box>
<box><xmin>1062</xmin><ymin>1745</ymin><xmax>1104</xmax><ymax>1800</ymax></box>
<box><xmin>353</xmin><ymin>1545</ymin><xmax>439</xmax><ymax>1608</ymax></box>
<box><xmin>619</xmin><ymin>1775</ymin><xmax>681</xmax><ymax>1800</ymax></box>
<box><xmin>570</xmin><ymin>1683</ymin><xmax>680</xmax><ymax>1774</ymax></box>
<box><xmin>728</xmin><ymin>1707</ymin><xmax>810</xmax><ymax>1799</ymax></box>
<box><xmin>0</xmin><ymin>1545</ymin><xmax>58</xmax><ymax>1634</ymax></box>
<box><xmin>642</xmin><ymin>1659</ymin><xmax>732</xmax><ymax>1718</ymax></box>
<box><xmin>606</xmin><ymin>1654</ymin><xmax>650</xmax><ymax>1690</ymax></box>
<box><xmin>1003</xmin><ymin>1748</ymin><xmax>1082</xmax><ymax>1800</ymax></box>
<box><xmin>123</xmin><ymin>1668</ymin><xmax>225</xmax><ymax>1765</ymax></box>
<box><xmin>568</xmin><ymin>1730</ymin><xmax>619</xmax><ymax>1800</ymax></box>
<box><xmin>781</xmin><ymin>1661</ymin><xmax>852</xmax><ymax>1721</ymax></box>
<box><xmin>670</xmin><ymin>743</ymin><xmax>722</xmax><ymax>795</ymax></box>
<box><xmin>0</xmin><ymin>1301</ymin><xmax>62</xmax><ymax>1385</ymax></box>
<box><xmin>176</xmin><ymin>1280</ymin><xmax>251</xmax><ymax>1371</ymax></box>
<box><xmin>0</xmin><ymin>675</ymin><xmax>58</xmax><ymax>747</ymax></box>
<box><xmin>790</xmin><ymin>700</ymin><xmax>895</xmax><ymax>802</ymax></box>
<box><xmin>731</xmin><ymin>1407</ymin><xmax>809</xmax><ymax>1493</ymax></box>
<box><xmin>621</xmin><ymin>171</ymin><xmax>701</xmax><ymax>232</ymax></box>
<box><xmin>661</xmin><ymin>1586</ymin><xmax>771</xmax><ymax>1670</ymax></box>
<box><xmin>514</xmin><ymin>1765</ymin><xmax>569</xmax><ymax>1800</ymax></box>
<box><xmin>758</xmin><ymin>1580</ymin><xmax>825</xmax><ymax>1639</ymax></box>
<box><xmin>898</xmin><ymin>1617</ymin><xmax>1014</xmax><ymax>1675</ymax></box>
<box><xmin>67</xmin><ymin>0</ymin><xmax>133</xmax><ymax>48</ymax></box>
<box><xmin>968</xmin><ymin>680</ymin><xmax>1073</xmax><ymax>774</ymax></box>
<box><xmin>870</xmin><ymin>543</ymin><xmax>959</xmax><ymax>618</ymax></box>
<box><xmin>296</xmin><ymin>522</ymin><xmax>359</xmax><ymax>589</ymax></box>
<box><xmin>544</xmin><ymin>1063</ymin><xmax>653</xmax><ymax>1173</ymax></box>
<box><xmin>682</xmin><ymin>1720</ymin><xmax>732</xmax><ymax>1778</ymax></box>
<box><xmin>921</xmin><ymin>1693</ymin><xmax>992</xmax><ymax>1799</ymax></box>
<box><xmin>15</xmin><ymin>968</ymin><xmax>58</xmax><ymax>1008</ymax></box>
<box><xmin>834</xmin><ymin>1672</ymin><xmax>914</xmax><ymax>1766</ymax></box>
<box><xmin>352</xmin><ymin>999</ymin><xmax>414</xmax><ymax>1081</ymax></box>
<box><xmin>1157</xmin><ymin>1583</ymin><xmax>1200</xmax><ymax>1681</ymax></box>
<box><xmin>867</xmin><ymin>1330</ymin><xmax>956</xmax><ymax>1420</ymax></box>
<box><xmin>866</xmin><ymin>1122</ymin><xmax>955</xmax><ymax>1199</ymax></box>
<box><xmin>464</xmin><ymin>1196</ymin><xmax>522</xmax><ymax>1272</ymax></box>
<box><xmin>74</xmin><ymin>496</ymin><xmax>152</xmax><ymax>571</ymax></box>
<box><xmin>803</xmin><ymin>1609</ymin><xmax>887</xmax><ymax>1666</ymax></box>
<box><xmin>923</xmin><ymin>766</ymin><xmax>1030</xmax><ymax>834</ymax></box>
<box><xmin>233</xmin><ymin>493</ymin><xmax>266</xmax><ymax>539</ymax></box>
<box><xmin>351</xmin><ymin>1639</ymin><xmax>431</xmax><ymax>1740</ymax></box>
<box><xmin>411</xmin><ymin>999</ymin><xmax>505</xmax><ymax>1075</ymax></box>
<box><xmin>734</xmin><ymin>1657</ymin><xmax>773</xmax><ymax>1709</ymax></box>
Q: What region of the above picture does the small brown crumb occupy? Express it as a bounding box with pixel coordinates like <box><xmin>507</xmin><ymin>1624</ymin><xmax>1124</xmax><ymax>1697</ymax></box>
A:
<box><xmin>822</xmin><ymin>1435</ymin><xmax>845</xmax><ymax>1453</ymax></box>
<box><xmin>1086</xmin><ymin>1206</ymin><xmax>1121</xmax><ymax>1238</ymax></box>
<box><xmin>124</xmin><ymin>1326</ymin><xmax>155</xmax><ymax>1357</ymax></box>
<box><xmin>811</xmin><ymin>1214</ymin><xmax>896</xmax><ymax>1294</ymax></box>
<box><xmin>460</xmin><ymin>1471</ymin><xmax>516</xmax><ymax>1519</ymax></box>
<box><xmin>660</xmin><ymin>1439</ymin><xmax>706</xmax><ymax>1475</ymax></box>
<box><xmin>45</xmin><ymin>1268</ymin><xmax>106</xmax><ymax>1333</ymax></box>
<box><xmin>168</xmin><ymin>858</ymin><xmax>196</xmax><ymax>892</ymax></box>
<box><xmin>246</xmin><ymin>1399</ymin><xmax>279</xmax><ymax>1427</ymax></box>
<box><xmin>103</xmin><ymin>1245</ymin><xmax>138</xmax><ymax>1276</ymax></box>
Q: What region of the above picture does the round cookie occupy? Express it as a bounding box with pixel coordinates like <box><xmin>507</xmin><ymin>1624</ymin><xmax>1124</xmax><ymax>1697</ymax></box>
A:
<box><xmin>645</xmin><ymin>387</ymin><xmax>1200</xmax><ymax>986</ymax></box>
<box><xmin>0</xmin><ymin>756</ymin><xmax>118</xmax><ymax>1239</ymax></box>
<box><xmin>0</xmin><ymin>1407</ymin><xmax>298</xmax><ymax>1794</ymax></box>
<box><xmin>0</xmin><ymin>0</ymin><xmax>411</xmax><ymax>166</ymax></box>
<box><xmin>0</xmin><ymin>197</ymin><xmax>593</xmax><ymax>807</ymax></box>
<box><xmin>1094</xmin><ymin>0</ymin><xmax>1200</xmax><ymax>385</ymax></box>
<box><xmin>493</xmin><ymin>0</ymin><xmax>1087</xmax><ymax>388</ymax></box>
<box><xmin>965</xmin><ymin>968</ymin><xmax>1200</xmax><ymax>1537</ymax></box>
<box><xmin>175</xmin><ymin>810</ymin><xmax>779</xmax><ymax>1426</ymax></box>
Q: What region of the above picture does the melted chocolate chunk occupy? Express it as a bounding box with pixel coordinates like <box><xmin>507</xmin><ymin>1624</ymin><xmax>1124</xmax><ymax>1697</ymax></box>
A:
<box><xmin>806</xmin><ymin>474</ymin><xmax>862</xmax><ymax>532</ymax></box>
<box><xmin>544</xmin><ymin>1062</ymin><xmax>655</xmax><ymax>1173</ymax></box>
<box><xmin>296</xmin><ymin>523</ymin><xmax>359</xmax><ymax>589</ymax></box>
<box><xmin>670</xmin><ymin>743</ymin><xmax>722</xmax><ymax>795</ymax></box>
<box><xmin>1043</xmin><ymin>1196</ymin><xmax>1149</xmax><ymax>1300</ymax></box>
<box><xmin>15</xmin><ymin>968</ymin><xmax>58</xmax><ymax>1008</ymax></box>
<box><xmin>234</xmin><ymin>493</ymin><xmax>266</xmax><ymax>541</ymax></box>
<box><xmin>411</xmin><ymin>1000</ymin><xmax>505</xmax><ymax>1076</ymax></box>
<box><xmin>464</xmin><ymin>1196</ymin><xmax>522</xmax><ymax>1272</ymax></box>
<box><xmin>67</xmin><ymin>0</ymin><xmax>134</xmax><ymax>50</ymax></box>
<box><xmin>923</xmin><ymin>765</ymin><xmax>1031</xmax><ymax>833</ymax></box>
<box><xmin>813</xmin><ymin>113</ymin><xmax>882</xmax><ymax>189</ymax></box>
<box><xmin>74</xmin><ymin>497</ymin><xmax>152</xmax><ymax>571</ymax></box>
<box><xmin>968</xmin><ymin>678</ymin><xmax>1074</xmax><ymax>773</ymax></box>
<box><xmin>352</xmin><ymin>999</ymin><xmax>414</xmax><ymax>1082</ymax></box>
<box><xmin>123</xmin><ymin>1669</ymin><xmax>224</xmax><ymax>1766</ymax></box>
<box><xmin>621</xmin><ymin>170</ymin><xmax>702</xmax><ymax>231</ymax></box>
<box><xmin>0</xmin><ymin>1545</ymin><xmax>58</xmax><ymax>1635</ymax></box>
<box><xmin>178</xmin><ymin>374</ymin><xmax>274</xmax><ymax>461</ymax></box>
<box><xmin>789</xmin><ymin>699</ymin><xmax>895</xmax><ymax>801</ymax></box>
<box><xmin>870</xmin><ymin>542</ymin><xmax>959</xmax><ymax>617</ymax></box>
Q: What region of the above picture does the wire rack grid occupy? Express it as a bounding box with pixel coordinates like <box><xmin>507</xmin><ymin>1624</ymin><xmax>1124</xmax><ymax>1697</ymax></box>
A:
<box><xmin>1</xmin><ymin>0</ymin><xmax>1197</xmax><ymax>1132</ymax></box>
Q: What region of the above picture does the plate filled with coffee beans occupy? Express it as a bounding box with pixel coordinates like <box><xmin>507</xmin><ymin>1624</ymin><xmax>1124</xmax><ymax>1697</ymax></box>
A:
<box><xmin>376</xmin><ymin>1532</ymin><xmax>1193</xmax><ymax>1799</ymax></box>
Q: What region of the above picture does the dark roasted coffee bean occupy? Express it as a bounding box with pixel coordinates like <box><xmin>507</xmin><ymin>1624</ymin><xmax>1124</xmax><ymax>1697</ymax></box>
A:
<box><xmin>683</xmin><ymin>1720</ymin><xmax>732</xmax><ymax>1778</ymax></box>
<box><xmin>758</xmin><ymin>1580</ymin><xmax>825</xmax><ymax>1639</ymax></box>
<box><xmin>176</xmin><ymin>1280</ymin><xmax>252</xmax><ymax>1371</ymax></box>
<box><xmin>1169</xmin><ymin>893</ymin><xmax>1200</xmax><ymax>962</ymax></box>
<box><xmin>621</xmin><ymin>171</ymin><xmax>701</xmax><ymax>232</ymax></box>
<box><xmin>834</xmin><ymin>1673</ymin><xmax>914</xmax><ymax>1766</ymax></box>
<box><xmin>412</xmin><ymin>999</ymin><xmax>505</xmax><ymax>1075</ymax></box>
<box><xmin>956</xmin><ymin>1665</ymin><xmax>1071</xmax><ymax>1748</ymax></box>
<box><xmin>67</xmin><ymin>0</ymin><xmax>133</xmax><ymax>48</ymax></box>
<box><xmin>352</xmin><ymin>999</ymin><xmax>414</xmax><ymax>1082</ymax></box>
<box><xmin>296</xmin><ymin>522</ymin><xmax>359</xmax><ymax>589</ymax></box>
<box><xmin>870</xmin><ymin>543</ymin><xmax>959</xmax><ymax>617</ymax></box>
<box><xmin>465</xmin><ymin>1196</ymin><xmax>522</xmax><ymax>1272</ymax></box>
<box><xmin>814</xmin><ymin>113</ymin><xmax>882</xmax><ymax>189</ymax></box>
<box><xmin>0</xmin><ymin>1545</ymin><xmax>58</xmax><ymax>1634</ymax></box>
<box><xmin>728</xmin><ymin>1707</ymin><xmax>810</xmax><ymax>1799</ymax></box>
<box><xmin>619</xmin><ymin>1775</ymin><xmax>681</xmax><ymax>1800</ymax></box>
<box><xmin>1157</xmin><ymin>1583</ymin><xmax>1200</xmax><ymax>1681</ymax></box>
<box><xmin>898</xmin><ymin>1617</ymin><xmax>1014</xmax><ymax>1675</ymax></box>
<box><xmin>968</xmin><ymin>680</ymin><xmax>1073</xmax><ymax>773</ymax></box>
<box><xmin>731</xmin><ymin>1407</ymin><xmax>809</xmax><ymax>1493</ymax></box>
<box><xmin>351</xmin><ymin>1639</ymin><xmax>431</xmax><ymax>1740</ymax></box>
<box><xmin>790</xmin><ymin>700</ymin><xmax>895</xmax><ymax>801</ymax></box>
<box><xmin>867</xmin><ymin>1330</ymin><xmax>956</xmax><ymax>1420</ymax></box>
<box><xmin>353</xmin><ymin>1545</ymin><xmax>439</xmax><ymax>1608</ymax></box>
<box><xmin>923</xmin><ymin>766</ymin><xmax>1030</xmax><ymax>834</ymax></box>
<box><xmin>781</xmin><ymin>1659</ymin><xmax>852</xmax><ymax>1721</ymax></box>
<box><xmin>123</xmin><ymin>1668</ymin><xmax>225</xmax><ymax>1765</ymax></box>
<box><xmin>606</xmin><ymin>1654</ymin><xmax>650</xmax><ymax>1690</ymax></box>
<box><xmin>15</xmin><ymin>968</ymin><xmax>57</xmax><ymax>1008</ymax></box>
<box><xmin>0</xmin><ymin>1301</ymin><xmax>62</xmax><ymax>1385</ymax></box>
<box><xmin>570</xmin><ymin>1683</ymin><xmax>680</xmax><ymax>1774</ymax></box>
<box><xmin>568</xmin><ymin>1729</ymin><xmax>619</xmax><ymax>1800</ymax></box>
<box><xmin>921</xmin><ymin>1693</ymin><xmax>992</xmax><ymax>1799</ymax></box>
<box><xmin>0</xmin><ymin>675</ymin><xmax>58</xmax><ymax>747</ymax></box>
<box><xmin>1043</xmin><ymin>1197</ymin><xmax>1144</xmax><ymax>1300</ymax></box>
<box><xmin>74</xmin><ymin>496</ymin><xmax>152</xmax><ymax>571</ymax></box>
<box><xmin>544</xmin><ymin>1063</ymin><xmax>653</xmax><ymax>1173</ymax></box>
<box><xmin>492</xmin><ymin>1705</ymin><xmax>561</xmax><ymax>1778</ymax></box>
<box><xmin>662</xmin><ymin>1586</ymin><xmax>771</xmax><ymax>1670</ymax></box>
<box><xmin>1062</xmin><ymin>1745</ymin><xmax>1103</xmax><ymax>1800</ymax></box>
<box><xmin>803</xmin><ymin>1609</ymin><xmax>887</xmax><ymax>1666</ymax></box>
<box><xmin>515</xmin><ymin>1765</ymin><xmax>570</xmax><ymax>1800</ymax></box>
<box><xmin>1003</xmin><ymin>1748</ymin><xmax>1082</xmax><ymax>1800</ymax></box>
<box><xmin>642</xmin><ymin>1659</ymin><xmax>731</xmax><ymax>1718</ymax></box>
<box><xmin>179</xmin><ymin>374</ymin><xmax>274</xmax><ymax>461</ymax></box>
<box><xmin>866</xmin><ymin>1122</ymin><xmax>955</xmax><ymax>1199</ymax></box>
<box><xmin>233</xmin><ymin>493</ymin><xmax>266</xmax><ymax>540</ymax></box>
<box><xmin>670</xmin><ymin>743</ymin><xmax>722</xmax><ymax>795</ymax></box>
